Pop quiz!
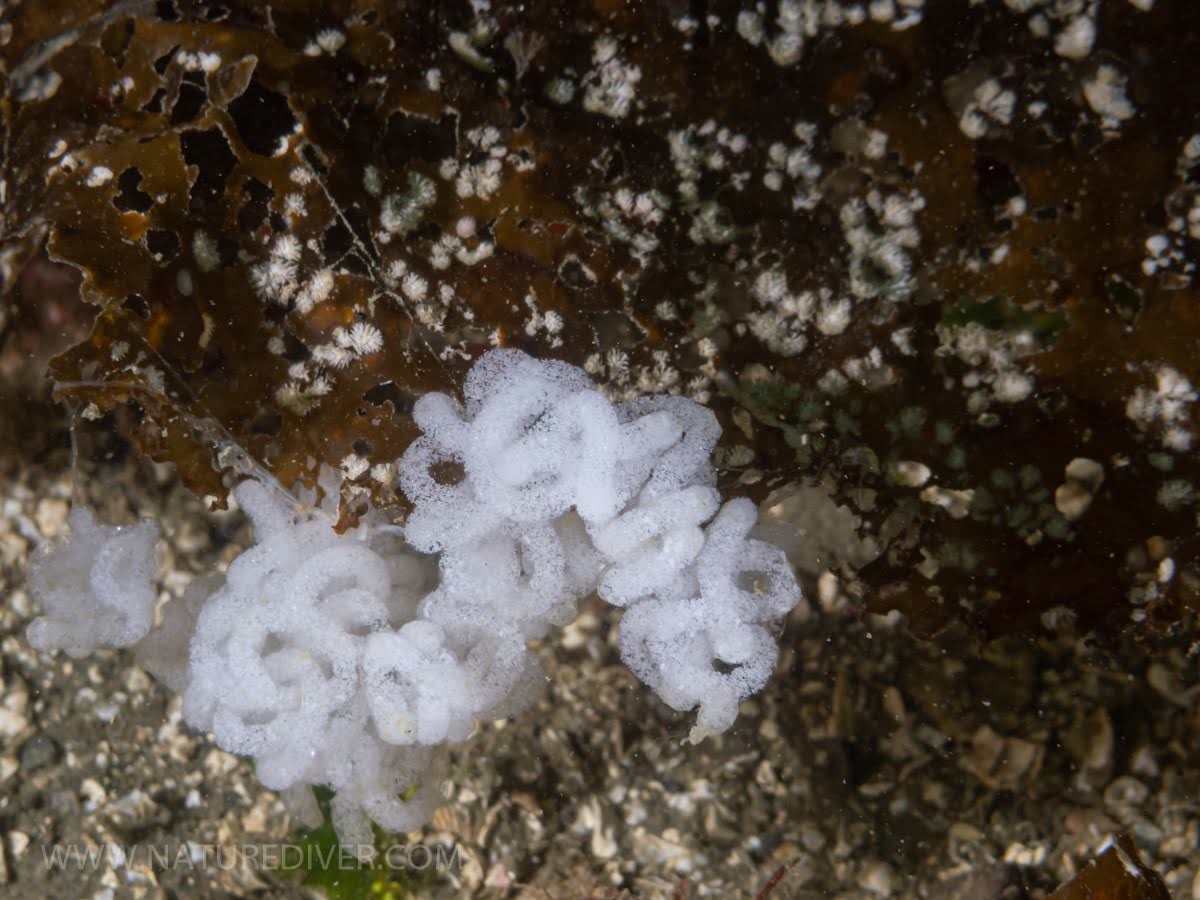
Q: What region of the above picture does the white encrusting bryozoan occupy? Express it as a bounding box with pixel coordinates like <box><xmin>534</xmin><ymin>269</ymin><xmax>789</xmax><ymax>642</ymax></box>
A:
<box><xmin>26</xmin><ymin>349</ymin><xmax>804</xmax><ymax>855</ymax></box>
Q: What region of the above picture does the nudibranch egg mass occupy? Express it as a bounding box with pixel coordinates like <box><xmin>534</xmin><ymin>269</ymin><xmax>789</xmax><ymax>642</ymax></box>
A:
<box><xmin>27</xmin><ymin>349</ymin><xmax>803</xmax><ymax>854</ymax></box>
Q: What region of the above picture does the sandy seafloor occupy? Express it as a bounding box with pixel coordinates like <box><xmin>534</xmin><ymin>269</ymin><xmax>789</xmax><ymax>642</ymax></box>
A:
<box><xmin>0</xmin><ymin>398</ymin><xmax>1197</xmax><ymax>900</ymax></box>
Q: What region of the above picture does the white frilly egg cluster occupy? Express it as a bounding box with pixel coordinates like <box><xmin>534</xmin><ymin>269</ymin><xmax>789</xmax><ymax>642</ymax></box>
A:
<box><xmin>399</xmin><ymin>350</ymin><xmax>803</xmax><ymax>735</ymax></box>
<box><xmin>25</xmin><ymin>349</ymin><xmax>803</xmax><ymax>854</ymax></box>
<box><xmin>26</xmin><ymin>507</ymin><xmax>159</xmax><ymax>658</ymax></box>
